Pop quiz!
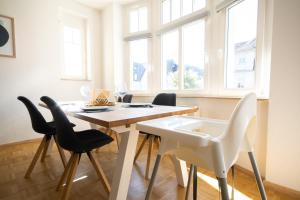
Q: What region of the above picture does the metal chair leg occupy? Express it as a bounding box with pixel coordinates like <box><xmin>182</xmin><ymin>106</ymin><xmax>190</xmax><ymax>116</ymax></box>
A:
<box><xmin>145</xmin><ymin>154</ymin><xmax>162</xmax><ymax>200</ymax></box>
<box><xmin>248</xmin><ymin>152</ymin><xmax>267</xmax><ymax>200</ymax></box>
<box><xmin>218</xmin><ymin>177</ymin><xmax>230</xmax><ymax>200</ymax></box>
<box><xmin>185</xmin><ymin>164</ymin><xmax>194</xmax><ymax>200</ymax></box>
<box><xmin>193</xmin><ymin>165</ymin><xmax>198</xmax><ymax>200</ymax></box>
<box><xmin>145</xmin><ymin>135</ymin><xmax>154</xmax><ymax>179</ymax></box>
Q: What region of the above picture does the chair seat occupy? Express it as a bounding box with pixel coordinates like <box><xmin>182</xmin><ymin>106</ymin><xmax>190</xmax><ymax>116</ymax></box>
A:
<box><xmin>76</xmin><ymin>129</ymin><xmax>113</xmax><ymax>152</ymax></box>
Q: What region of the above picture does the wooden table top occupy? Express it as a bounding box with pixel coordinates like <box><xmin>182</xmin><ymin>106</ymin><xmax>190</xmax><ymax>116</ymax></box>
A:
<box><xmin>39</xmin><ymin>102</ymin><xmax>198</xmax><ymax>128</ymax></box>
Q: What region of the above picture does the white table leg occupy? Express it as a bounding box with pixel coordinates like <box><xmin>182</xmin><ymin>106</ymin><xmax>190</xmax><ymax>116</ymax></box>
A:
<box><xmin>89</xmin><ymin>123</ymin><xmax>98</xmax><ymax>129</ymax></box>
<box><xmin>109</xmin><ymin>126</ymin><xmax>139</xmax><ymax>200</ymax></box>
<box><xmin>171</xmin><ymin>155</ymin><xmax>188</xmax><ymax>187</ymax></box>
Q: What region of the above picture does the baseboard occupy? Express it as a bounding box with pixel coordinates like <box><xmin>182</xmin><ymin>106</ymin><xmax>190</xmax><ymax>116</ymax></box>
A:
<box><xmin>264</xmin><ymin>181</ymin><xmax>300</xmax><ymax>199</ymax></box>
<box><xmin>0</xmin><ymin>138</ymin><xmax>42</xmax><ymax>149</ymax></box>
<box><xmin>235</xmin><ymin>164</ymin><xmax>266</xmax><ymax>180</ymax></box>
<box><xmin>235</xmin><ymin>165</ymin><xmax>300</xmax><ymax>198</ymax></box>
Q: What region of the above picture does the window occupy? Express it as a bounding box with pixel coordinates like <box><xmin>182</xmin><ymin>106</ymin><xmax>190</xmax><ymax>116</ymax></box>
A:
<box><xmin>129</xmin><ymin>6</ymin><xmax>148</xmax><ymax>33</ymax></box>
<box><xmin>61</xmin><ymin>13</ymin><xmax>87</xmax><ymax>80</ymax></box>
<box><xmin>122</xmin><ymin>0</ymin><xmax>269</xmax><ymax>96</ymax></box>
<box><xmin>225</xmin><ymin>0</ymin><xmax>258</xmax><ymax>89</ymax></box>
<box><xmin>129</xmin><ymin>39</ymin><xmax>148</xmax><ymax>90</ymax></box>
<box><xmin>125</xmin><ymin>4</ymin><xmax>150</xmax><ymax>91</ymax></box>
<box><xmin>162</xmin><ymin>30</ymin><xmax>179</xmax><ymax>89</ymax></box>
<box><xmin>162</xmin><ymin>0</ymin><xmax>206</xmax><ymax>24</ymax></box>
<box><xmin>162</xmin><ymin>20</ymin><xmax>205</xmax><ymax>90</ymax></box>
<box><xmin>182</xmin><ymin>20</ymin><xmax>205</xmax><ymax>89</ymax></box>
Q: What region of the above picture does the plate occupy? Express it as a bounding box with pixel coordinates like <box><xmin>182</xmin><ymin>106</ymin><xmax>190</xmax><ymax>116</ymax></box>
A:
<box><xmin>81</xmin><ymin>106</ymin><xmax>109</xmax><ymax>111</ymax></box>
<box><xmin>128</xmin><ymin>103</ymin><xmax>152</xmax><ymax>108</ymax></box>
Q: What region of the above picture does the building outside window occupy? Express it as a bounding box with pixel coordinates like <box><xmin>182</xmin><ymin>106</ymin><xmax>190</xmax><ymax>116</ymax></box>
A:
<box><xmin>225</xmin><ymin>0</ymin><xmax>258</xmax><ymax>89</ymax></box>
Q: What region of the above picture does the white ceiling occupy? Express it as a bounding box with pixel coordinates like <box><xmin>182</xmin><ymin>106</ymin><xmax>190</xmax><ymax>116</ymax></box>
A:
<box><xmin>75</xmin><ymin>0</ymin><xmax>137</xmax><ymax>10</ymax></box>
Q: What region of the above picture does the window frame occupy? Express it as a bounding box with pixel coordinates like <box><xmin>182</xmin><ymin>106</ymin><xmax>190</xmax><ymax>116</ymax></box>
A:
<box><xmin>157</xmin><ymin>0</ymin><xmax>209</xmax><ymax>94</ymax></box>
<box><xmin>217</xmin><ymin>0</ymin><xmax>267</xmax><ymax>96</ymax></box>
<box><xmin>59</xmin><ymin>10</ymin><xmax>89</xmax><ymax>81</ymax></box>
<box><xmin>123</xmin><ymin>1</ymin><xmax>152</xmax><ymax>93</ymax></box>
<box><xmin>122</xmin><ymin>0</ymin><xmax>270</xmax><ymax>98</ymax></box>
<box><xmin>160</xmin><ymin>19</ymin><xmax>207</xmax><ymax>92</ymax></box>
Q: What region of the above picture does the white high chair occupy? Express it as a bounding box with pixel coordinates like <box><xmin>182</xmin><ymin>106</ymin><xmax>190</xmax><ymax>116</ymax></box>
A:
<box><xmin>136</xmin><ymin>93</ymin><xmax>267</xmax><ymax>200</ymax></box>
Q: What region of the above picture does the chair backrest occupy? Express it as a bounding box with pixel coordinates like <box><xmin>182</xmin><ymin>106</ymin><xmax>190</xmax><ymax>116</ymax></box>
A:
<box><xmin>152</xmin><ymin>93</ymin><xmax>176</xmax><ymax>106</ymax></box>
<box><xmin>221</xmin><ymin>93</ymin><xmax>257</xmax><ymax>168</ymax></box>
<box><xmin>122</xmin><ymin>94</ymin><xmax>133</xmax><ymax>103</ymax></box>
<box><xmin>40</xmin><ymin>96</ymin><xmax>83</xmax><ymax>152</ymax></box>
<box><xmin>17</xmin><ymin>96</ymin><xmax>53</xmax><ymax>134</ymax></box>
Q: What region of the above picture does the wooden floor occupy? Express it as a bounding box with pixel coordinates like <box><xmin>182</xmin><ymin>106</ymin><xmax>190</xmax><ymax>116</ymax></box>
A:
<box><xmin>0</xmin><ymin>137</ymin><xmax>297</xmax><ymax>200</ymax></box>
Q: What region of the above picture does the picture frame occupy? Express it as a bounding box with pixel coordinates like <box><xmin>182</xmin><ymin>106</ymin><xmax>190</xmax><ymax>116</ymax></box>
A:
<box><xmin>0</xmin><ymin>15</ymin><xmax>16</xmax><ymax>58</ymax></box>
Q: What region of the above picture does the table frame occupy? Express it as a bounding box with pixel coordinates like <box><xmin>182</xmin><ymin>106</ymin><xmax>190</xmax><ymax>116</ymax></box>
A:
<box><xmin>40</xmin><ymin>102</ymin><xmax>198</xmax><ymax>200</ymax></box>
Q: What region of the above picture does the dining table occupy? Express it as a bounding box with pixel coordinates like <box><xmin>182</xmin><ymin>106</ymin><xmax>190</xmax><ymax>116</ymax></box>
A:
<box><xmin>40</xmin><ymin>101</ymin><xmax>198</xmax><ymax>200</ymax></box>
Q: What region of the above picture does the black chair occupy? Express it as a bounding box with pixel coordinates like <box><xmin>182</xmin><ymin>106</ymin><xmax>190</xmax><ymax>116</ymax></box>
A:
<box><xmin>40</xmin><ymin>96</ymin><xmax>113</xmax><ymax>200</ymax></box>
<box><xmin>17</xmin><ymin>96</ymin><xmax>68</xmax><ymax>178</ymax></box>
<box><xmin>134</xmin><ymin>93</ymin><xmax>176</xmax><ymax>179</ymax></box>
<box><xmin>117</xmin><ymin>94</ymin><xmax>133</xmax><ymax>103</ymax></box>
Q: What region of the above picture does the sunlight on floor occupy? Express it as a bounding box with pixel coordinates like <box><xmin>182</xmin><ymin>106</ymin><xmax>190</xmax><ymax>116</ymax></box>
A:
<box><xmin>73</xmin><ymin>175</ymin><xmax>88</xmax><ymax>182</ymax></box>
<box><xmin>197</xmin><ymin>171</ymin><xmax>253</xmax><ymax>200</ymax></box>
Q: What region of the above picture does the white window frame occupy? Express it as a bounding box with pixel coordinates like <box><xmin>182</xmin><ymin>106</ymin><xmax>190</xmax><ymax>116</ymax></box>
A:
<box><xmin>215</xmin><ymin>0</ymin><xmax>268</xmax><ymax>97</ymax></box>
<box><xmin>161</xmin><ymin>0</ymin><xmax>207</xmax><ymax>25</ymax></box>
<box><xmin>59</xmin><ymin>9</ymin><xmax>89</xmax><ymax>81</ymax></box>
<box><xmin>123</xmin><ymin>1</ymin><xmax>152</xmax><ymax>93</ymax></box>
<box><xmin>157</xmin><ymin>0</ymin><xmax>210</xmax><ymax>94</ymax></box>
<box><xmin>122</xmin><ymin>0</ymin><xmax>270</xmax><ymax>98</ymax></box>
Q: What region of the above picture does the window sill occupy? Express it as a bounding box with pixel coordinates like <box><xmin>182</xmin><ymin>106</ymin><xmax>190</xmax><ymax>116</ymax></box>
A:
<box><xmin>60</xmin><ymin>78</ymin><xmax>91</xmax><ymax>81</ymax></box>
<box><xmin>131</xmin><ymin>92</ymin><xmax>269</xmax><ymax>100</ymax></box>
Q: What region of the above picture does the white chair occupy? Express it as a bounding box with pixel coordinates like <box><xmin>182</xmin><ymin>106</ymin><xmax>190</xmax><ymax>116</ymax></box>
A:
<box><xmin>136</xmin><ymin>93</ymin><xmax>267</xmax><ymax>200</ymax></box>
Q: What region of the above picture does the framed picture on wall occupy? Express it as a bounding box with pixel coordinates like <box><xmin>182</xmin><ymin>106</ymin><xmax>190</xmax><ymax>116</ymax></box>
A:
<box><xmin>0</xmin><ymin>15</ymin><xmax>16</xmax><ymax>58</ymax></box>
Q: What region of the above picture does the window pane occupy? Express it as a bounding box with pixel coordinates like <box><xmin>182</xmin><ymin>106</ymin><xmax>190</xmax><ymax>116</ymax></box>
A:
<box><xmin>226</xmin><ymin>0</ymin><xmax>258</xmax><ymax>89</ymax></box>
<box><xmin>162</xmin><ymin>0</ymin><xmax>170</xmax><ymax>24</ymax></box>
<box><xmin>182</xmin><ymin>0</ymin><xmax>193</xmax><ymax>16</ymax></box>
<box><xmin>130</xmin><ymin>39</ymin><xmax>148</xmax><ymax>90</ymax></box>
<box><xmin>162</xmin><ymin>30</ymin><xmax>179</xmax><ymax>90</ymax></box>
<box><xmin>130</xmin><ymin>10</ymin><xmax>138</xmax><ymax>33</ymax></box>
<box><xmin>63</xmin><ymin>26</ymin><xmax>83</xmax><ymax>77</ymax></box>
<box><xmin>171</xmin><ymin>0</ymin><xmax>181</xmax><ymax>21</ymax></box>
<box><xmin>182</xmin><ymin>20</ymin><xmax>205</xmax><ymax>89</ymax></box>
<box><xmin>139</xmin><ymin>7</ymin><xmax>148</xmax><ymax>31</ymax></box>
<box><xmin>193</xmin><ymin>0</ymin><xmax>206</xmax><ymax>11</ymax></box>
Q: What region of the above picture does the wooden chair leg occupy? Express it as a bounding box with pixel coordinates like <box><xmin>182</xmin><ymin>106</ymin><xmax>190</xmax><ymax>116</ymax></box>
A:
<box><xmin>114</xmin><ymin>132</ymin><xmax>120</xmax><ymax>150</ymax></box>
<box><xmin>61</xmin><ymin>153</ymin><xmax>80</xmax><ymax>200</ymax></box>
<box><xmin>155</xmin><ymin>136</ymin><xmax>161</xmax><ymax>147</ymax></box>
<box><xmin>97</xmin><ymin>128</ymin><xmax>111</xmax><ymax>153</ymax></box>
<box><xmin>24</xmin><ymin>136</ymin><xmax>47</xmax><ymax>178</ymax></box>
<box><xmin>56</xmin><ymin>153</ymin><xmax>76</xmax><ymax>191</ymax></box>
<box><xmin>231</xmin><ymin>165</ymin><xmax>235</xmax><ymax>200</ymax></box>
<box><xmin>87</xmin><ymin>151</ymin><xmax>111</xmax><ymax>193</ymax></box>
<box><xmin>134</xmin><ymin>135</ymin><xmax>148</xmax><ymax>162</ymax></box>
<box><xmin>41</xmin><ymin>136</ymin><xmax>51</xmax><ymax>162</ymax></box>
<box><xmin>54</xmin><ymin>137</ymin><xmax>67</xmax><ymax>168</ymax></box>
<box><xmin>145</xmin><ymin>135</ymin><xmax>154</xmax><ymax>180</ymax></box>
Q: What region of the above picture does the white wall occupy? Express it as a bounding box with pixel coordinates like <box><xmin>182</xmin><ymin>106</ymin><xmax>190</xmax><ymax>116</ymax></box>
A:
<box><xmin>0</xmin><ymin>0</ymin><xmax>102</xmax><ymax>144</ymax></box>
<box><xmin>266</xmin><ymin>0</ymin><xmax>300</xmax><ymax>191</ymax></box>
<box><xmin>101</xmin><ymin>2</ymin><xmax>123</xmax><ymax>91</ymax></box>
